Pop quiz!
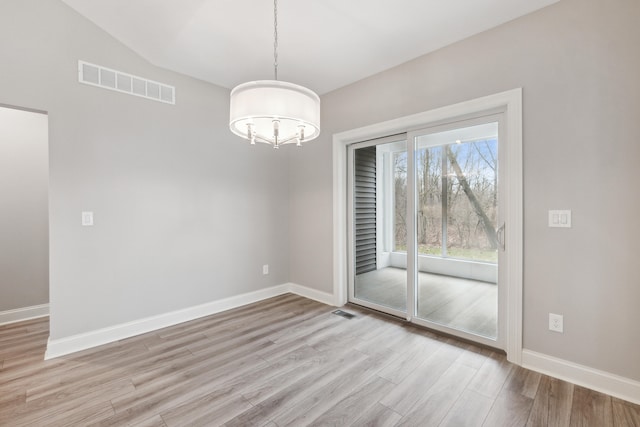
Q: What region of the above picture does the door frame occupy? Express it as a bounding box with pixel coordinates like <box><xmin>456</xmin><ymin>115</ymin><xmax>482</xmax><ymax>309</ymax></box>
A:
<box><xmin>332</xmin><ymin>88</ymin><xmax>523</xmax><ymax>364</ymax></box>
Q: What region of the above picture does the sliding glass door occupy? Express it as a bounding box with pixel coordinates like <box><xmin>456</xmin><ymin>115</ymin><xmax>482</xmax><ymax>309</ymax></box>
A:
<box><xmin>348</xmin><ymin>115</ymin><xmax>505</xmax><ymax>349</ymax></box>
<box><xmin>349</xmin><ymin>136</ymin><xmax>408</xmax><ymax>318</ymax></box>
<box><xmin>413</xmin><ymin>120</ymin><xmax>501</xmax><ymax>341</ymax></box>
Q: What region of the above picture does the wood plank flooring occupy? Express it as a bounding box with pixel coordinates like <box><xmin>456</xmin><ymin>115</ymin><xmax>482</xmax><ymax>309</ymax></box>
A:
<box><xmin>1</xmin><ymin>294</ymin><xmax>639</xmax><ymax>426</ymax></box>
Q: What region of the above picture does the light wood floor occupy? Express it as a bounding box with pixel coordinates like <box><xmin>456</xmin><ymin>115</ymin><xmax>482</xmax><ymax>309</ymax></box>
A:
<box><xmin>356</xmin><ymin>267</ymin><xmax>497</xmax><ymax>338</ymax></box>
<box><xmin>1</xmin><ymin>294</ymin><xmax>639</xmax><ymax>426</ymax></box>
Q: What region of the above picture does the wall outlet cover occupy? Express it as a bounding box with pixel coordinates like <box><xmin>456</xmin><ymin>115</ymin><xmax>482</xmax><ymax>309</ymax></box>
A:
<box><xmin>549</xmin><ymin>313</ymin><xmax>564</xmax><ymax>333</ymax></box>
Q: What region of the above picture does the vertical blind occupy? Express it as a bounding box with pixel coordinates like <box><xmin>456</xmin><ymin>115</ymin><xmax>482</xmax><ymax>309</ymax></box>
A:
<box><xmin>354</xmin><ymin>146</ymin><xmax>377</xmax><ymax>275</ymax></box>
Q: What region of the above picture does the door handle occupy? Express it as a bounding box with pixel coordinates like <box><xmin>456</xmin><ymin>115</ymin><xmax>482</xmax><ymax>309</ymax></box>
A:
<box><xmin>496</xmin><ymin>223</ymin><xmax>505</xmax><ymax>251</ymax></box>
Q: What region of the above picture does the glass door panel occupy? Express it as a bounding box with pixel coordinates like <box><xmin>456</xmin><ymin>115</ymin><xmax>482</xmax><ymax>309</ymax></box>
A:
<box><xmin>414</xmin><ymin>122</ymin><xmax>499</xmax><ymax>339</ymax></box>
<box><xmin>350</xmin><ymin>138</ymin><xmax>407</xmax><ymax>315</ymax></box>
<box><xmin>348</xmin><ymin>117</ymin><xmax>503</xmax><ymax>349</ymax></box>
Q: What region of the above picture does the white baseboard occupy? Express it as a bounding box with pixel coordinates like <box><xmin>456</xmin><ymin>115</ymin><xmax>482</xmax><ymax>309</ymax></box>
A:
<box><xmin>45</xmin><ymin>283</ymin><xmax>337</xmax><ymax>360</ymax></box>
<box><xmin>0</xmin><ymin>304</ymin><xmax>49</xmax><ymax>326</ymax></box>
<box><xmin>45</xmin><ymin>284</ymin><xmax>291</xmax><ymax>360</ymax></box>
<box><xmin>287</xmin><ymin>282</ymin><xmax>337</xmax><ymax>306</ymax></box>
<box><xmin>522</xmin><ymin>349</ymin><xmax>640</xmax><ymax>405</ymax></box>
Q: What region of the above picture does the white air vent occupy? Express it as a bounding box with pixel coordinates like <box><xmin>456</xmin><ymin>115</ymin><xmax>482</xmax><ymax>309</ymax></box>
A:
<box><xmin>78</xmin><ymin>61</ymin><xmax>175</xmax><ymax>105</ymax></box>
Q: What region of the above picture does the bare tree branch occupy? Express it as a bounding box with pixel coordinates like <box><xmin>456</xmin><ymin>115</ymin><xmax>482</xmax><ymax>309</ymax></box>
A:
<box><xmin>446</xmin><ymin>145</ymin><xmax>498</xmax><ymax>250</ymax></box>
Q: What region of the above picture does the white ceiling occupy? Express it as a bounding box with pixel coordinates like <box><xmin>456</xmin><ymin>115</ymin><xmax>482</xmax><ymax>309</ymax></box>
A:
<box><xmin>61</xmin><ymin>0</ymin><xmax>559</xmax><ymax>95</ymax></box>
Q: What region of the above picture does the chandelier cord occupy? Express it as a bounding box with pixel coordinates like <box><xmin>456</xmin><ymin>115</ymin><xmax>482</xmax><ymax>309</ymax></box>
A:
<box><xmin>273</xmin><ymin>0</ymin><xmax>278</xmax><ymax>81</ymax></box>
<box><xmin>228</xmin><ymin>0</ymin><xmax>320</xmax><ymax>147</ymax></box>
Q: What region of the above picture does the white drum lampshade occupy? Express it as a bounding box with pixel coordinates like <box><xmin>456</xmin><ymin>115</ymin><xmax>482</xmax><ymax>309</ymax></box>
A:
<box><xmin>229</xmin><ymin>80</ymin><xmax>320</xmax><ymax>148</ymax></box>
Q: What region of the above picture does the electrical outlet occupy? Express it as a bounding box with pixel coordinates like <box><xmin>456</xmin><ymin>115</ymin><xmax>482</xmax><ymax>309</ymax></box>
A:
<box><xmin>549</xmin><ymin>313</ymin><xmax>563</xmax><ymax>333</ymax></box>
<box><xmin>262</xmin><ymin>264</ymin><xmax>269</xmax><ymax>275</ymax></box>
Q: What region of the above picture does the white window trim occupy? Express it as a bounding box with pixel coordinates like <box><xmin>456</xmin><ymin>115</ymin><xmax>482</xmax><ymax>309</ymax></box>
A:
<box><xmin>332</xmin><ymin>88</ymin><xmax>523</xmax><ymax>364</ymax></box>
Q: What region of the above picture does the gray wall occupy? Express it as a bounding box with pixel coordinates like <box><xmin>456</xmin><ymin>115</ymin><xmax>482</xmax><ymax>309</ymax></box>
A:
<box><xmin>0</xmin><ymin>0</ymin><xmax>289</xmax><ymax>339</ymax></box>
<box><xmin>0</xmin><ymin>107</ymin><xmax>49</xmax><ymax>312</ymax></box>
<box><xmin>2</xmin><ymin>0</ymin><xmax>638</xmax><ymax>385</ymax></box>
<box><xmin>290</xmin><ymin>0</ymin><xmax>640</xmax><ymax>382</ymax></box>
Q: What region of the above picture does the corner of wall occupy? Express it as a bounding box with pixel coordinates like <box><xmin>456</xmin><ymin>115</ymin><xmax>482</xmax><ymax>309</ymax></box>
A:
<box><xmin>0</xmin><ymin>304</ymin><xmax>49</xmax><ymax>326</ymax></box>
<box><xmin>44</xmin><ymin>282</ymin><xmax>337</xmax><ymax>360</ymax></box>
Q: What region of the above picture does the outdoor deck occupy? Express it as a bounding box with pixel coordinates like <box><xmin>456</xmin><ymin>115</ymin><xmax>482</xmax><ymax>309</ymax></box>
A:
<box><xmin>354</xmin><ymin>267</ymin><xmax>497</xmax><ymax>338</ymax></box>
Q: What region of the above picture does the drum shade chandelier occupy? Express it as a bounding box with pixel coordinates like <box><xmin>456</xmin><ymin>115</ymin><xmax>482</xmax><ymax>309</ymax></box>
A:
<box><xmin>229</xmin><ymin>0</ymin><xmax>320</xmax><ymax>148</ymax></box>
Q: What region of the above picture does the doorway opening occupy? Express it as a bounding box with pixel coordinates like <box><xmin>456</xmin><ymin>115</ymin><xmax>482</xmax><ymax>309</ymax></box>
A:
<box><xmin>0</xmin><ymin>104</ymin><xmax>49</xmax><ymax>325</ymax></box>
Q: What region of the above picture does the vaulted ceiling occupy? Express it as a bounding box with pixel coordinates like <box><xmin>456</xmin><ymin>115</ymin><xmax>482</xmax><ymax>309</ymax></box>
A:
<box><xmin>61</xmin><ymin>0</ymin><xmax>559</xmax><ymax>94</ymax></box>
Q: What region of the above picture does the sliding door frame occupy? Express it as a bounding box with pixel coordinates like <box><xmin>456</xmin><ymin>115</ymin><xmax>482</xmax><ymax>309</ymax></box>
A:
<box><xmin>333</xmin><ymin>88</ymin><xmax>523</xmax><ymax>364</ymax></box>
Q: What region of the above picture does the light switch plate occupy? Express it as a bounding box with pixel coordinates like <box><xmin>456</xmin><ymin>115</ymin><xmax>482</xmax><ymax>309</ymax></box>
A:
<box><xmin>82</xmin><ymin>211</ymin><xmax>94</xmax><ymax>226</ymax></box>
<box><xmin>548</xmin><ymin>210</ymin><xmax>571</xmax><ymax>228</ymax></box>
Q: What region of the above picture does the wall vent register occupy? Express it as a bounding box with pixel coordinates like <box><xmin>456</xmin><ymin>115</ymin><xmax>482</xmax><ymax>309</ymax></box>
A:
<box><xmin>78</xmin><ymin>61</ymin><xmax>175</xmax><ymax>105</ymax></box>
